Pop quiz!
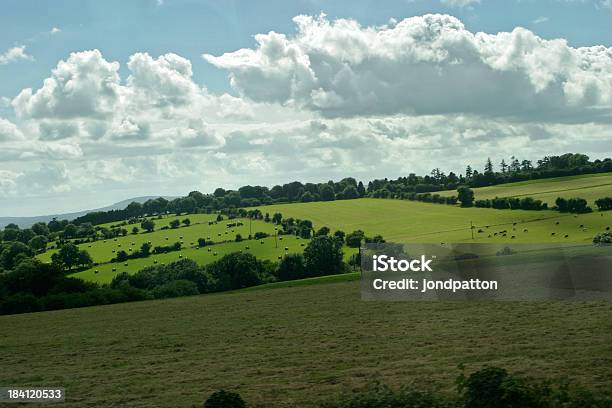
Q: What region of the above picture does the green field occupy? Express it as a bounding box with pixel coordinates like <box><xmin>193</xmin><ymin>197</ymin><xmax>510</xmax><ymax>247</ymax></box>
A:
<box><xmin>36</xmin><ymin>194</ymin><xmax>612</xmax><ymax>285</ymax></box>
<box><xmin>438</xmin><ymin>172</ymin><xmax>612</xmax><ymax>206</ymax></box>
<box><xmin>258</xmin><ymin>198</ymin><xmax>611</xmax><ymax>243</ymax></box>
<box><xmin>6</xmin><ymin>174</ymin><xmax>612</xmax><ymax>406</ymax></box>
<box><xmin>0</xmin><ymin>280</ymin><xmax>610</xmax><ymax>407</ymax></box>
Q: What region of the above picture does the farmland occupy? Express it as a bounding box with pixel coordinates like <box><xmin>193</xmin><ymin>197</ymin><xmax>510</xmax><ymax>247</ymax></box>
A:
<box><xmin>5</xmin><ymin>173</ymin><xmax>612</xmax><ymax>406</ymax></box>
<box><xmin>34</xmin><ymin>182</ymin><xmax>612</xmax><ymax>285</ymax></box>
<box><xmin>0</xmin><ymin>280</ymin><xmax>610</xmax><ymax>407</ymax></box>
<box><xmin>438</xmin><ymin>172</ymin><xmax>612</xmax><ymax>206</ymax></box>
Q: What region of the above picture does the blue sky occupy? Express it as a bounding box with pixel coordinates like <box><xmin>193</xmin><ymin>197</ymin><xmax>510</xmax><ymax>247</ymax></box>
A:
<box><xmin>1</xmin><ymin>0</ymin><xmax>612</xmax><ymax>216</ymax></box>
<box><xmin>2</xmin><ymin>0</ymin><xmax>611</xmax><ymax>101</ymax></box>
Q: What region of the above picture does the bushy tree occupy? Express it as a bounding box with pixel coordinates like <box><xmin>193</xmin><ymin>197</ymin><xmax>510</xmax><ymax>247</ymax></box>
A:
<box><xmin>51</xmin><ymin>243</ymin><xmax>80</xmax><ymax>271</ymax></box>
<box><xmin>277</xmin><ymin>253</ymin><xmax>307</xmax><ymax>281</ymax></box>
<box><xmin>141</xmin><ymin>219</ymin><xmax>155</xmax><ymax>232</ymax></box>
<box><xmin>457</xmin><ymin>186</ymin><xmax>475</xmax><ymax>207</ymax></box>
<box><xmin>315</xmin><ymin>226</ymin><xmax>330</xmax><ymax>236</ymax></box>
<box><xmin>345</xmin><ymin>230</ymin><xmax>365</xmax><ymax>248</ymax></box>
<box><xmin>303</xmin><ymin>236</ymin><xmax>344</xmax><ymax>277</ymax></box>
<box><xmin>206</xmin><ymin>252</ymin><xmax>264</xmax><ymax>291</ymax></box>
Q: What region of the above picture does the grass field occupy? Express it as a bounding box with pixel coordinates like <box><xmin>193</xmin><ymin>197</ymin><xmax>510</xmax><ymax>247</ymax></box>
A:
<box><xmin>0</xmin><ymin>280</ymin><xmax>610</xmax><ymax>407</ymax></box>
<box><xmin>438</xmin><ymin>172</ymin><xmax>612</xmax><ymax>206</ymax></box>
<box><xmin>258</xmin><ymin>198</ymin><xmax>611</xmax><ymax>243</ymax></box>
<box><xmin>36</xmin><ymin>198</ymin><xmax>612</xmax><ymax>284</ymax></box>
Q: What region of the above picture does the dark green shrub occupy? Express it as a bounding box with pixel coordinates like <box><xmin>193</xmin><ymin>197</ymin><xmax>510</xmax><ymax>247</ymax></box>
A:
<box><xmin>204</xmin><ymin>389</ymin><xmax>245</xmax><ymax>408</ymax></box>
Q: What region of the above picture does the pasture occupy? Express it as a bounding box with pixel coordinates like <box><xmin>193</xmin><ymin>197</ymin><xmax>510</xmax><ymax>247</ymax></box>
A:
<box><xmin>36</xmin><ymin>198</ymin><xmax>612</xmax><ymax>284</ymax></box>
<box><xmin>438</xmin><ymin>172</ymin><xmax>612</xmax><ymax>206</ymax></box>
<box><xmin>0</xmin><ymin>280</ymin><xmax>609</xmax><ymax>407</ymax></box>
<box><xmin>257</xmin><ymin>198</ymin><xmax>611</xmax><ymax>243</ymax></box>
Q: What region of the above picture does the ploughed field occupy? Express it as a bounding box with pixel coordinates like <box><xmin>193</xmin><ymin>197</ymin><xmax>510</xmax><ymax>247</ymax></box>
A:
<box><xmin>0</xmin><ymin>280</ymin><xmax>610</xmax><ymax>407</ymax></box>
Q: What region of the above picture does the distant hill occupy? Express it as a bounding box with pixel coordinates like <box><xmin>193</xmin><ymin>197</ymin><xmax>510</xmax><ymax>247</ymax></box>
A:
<box><xmin>0</xmin><ymin>196</ymin><xmax>178</xmax><ymax>228</ymax></box>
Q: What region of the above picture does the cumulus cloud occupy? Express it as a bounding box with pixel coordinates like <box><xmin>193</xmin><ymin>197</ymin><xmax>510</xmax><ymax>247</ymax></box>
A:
<box><xmin>0</xmin><ymin>46</ymin><xmax>33</xmax><ymax>65</ymax></box>
<box><xmin>204</xmin><ymin>14</ymin><xmax>612</xmax><ymax>122</ymax></box>
<box><xmin>2</xmin><ymin>15</ymin><xmax>612</xmax><ymax>215</ymax></box>
<box><xmin>0</xmin><ymin>119</ymin><xmax>24</xmax><ymax>141</ymax></box>
<box><xmin>12</xmin><ymin>49</ymin><xmax>121</xmax><ymax>119</ymax></box>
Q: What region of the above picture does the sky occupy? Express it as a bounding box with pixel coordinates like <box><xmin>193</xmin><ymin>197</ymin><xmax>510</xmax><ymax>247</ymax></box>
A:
<box><xmin>1</xmin><ymin>0</ymin><xmax>612</xmax><ymax>216</ymax></box>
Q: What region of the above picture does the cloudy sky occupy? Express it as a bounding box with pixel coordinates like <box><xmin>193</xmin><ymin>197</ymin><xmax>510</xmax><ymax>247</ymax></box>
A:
<box><xmin>1</xmin><ymin>0</ymin><xmax>612</xmax><ymax>216</ymax></box>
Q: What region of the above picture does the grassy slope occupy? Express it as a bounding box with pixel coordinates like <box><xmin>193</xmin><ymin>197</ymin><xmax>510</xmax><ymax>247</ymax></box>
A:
<box><xmin>438</xmin><ymin>172</ymin><xmax>612</xmax><ymax>205</ymax></box>
<box><xmin>37</xmin><ymin>200</ymin><xmax>612</xmax><ymax>284</ymax></box>
<box><xmin>258</xmin><ymin>198</ymin><xmax>611</xmax><ymax>243</ymax></box>
<box><xmin>0</xmin><ymin>281</ymin><xmax>610</xmax><ymax>407</ymax></box>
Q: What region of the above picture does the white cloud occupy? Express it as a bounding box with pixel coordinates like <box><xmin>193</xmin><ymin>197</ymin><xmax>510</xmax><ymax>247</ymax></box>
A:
<box><xmin>204</xmin><ymin>14</ymin><xmax>612</xmax><ymax>122</ymax></box>
<box><xmin>2</xmin><ymin>15</ymin><xmax>612</xmax><ymax>215</ymax></box>
<box><xmin>440</xmin><ymin>0</ymin><xmax>481</xmax><ymax>7</ymax></box>
<box><xmin>12</xmin><ymin>49</ymin><xmax>121</xmax><ymax>119</ymax></box>
<box><xmin>533</xmin><ymin>16</ymin><xmax>550</xmax><ymax>24</ymax></box>
<box><xmin>50</xmin><ymin>27</ymin><xmax>61</xmax><ymax>35</ymax></box>
<box><xmin>0</xmin><ymin>118</ymin><xmax>25</xmax><ymax>141</ymax></box>
<box><xmin>0</xmin><ymin>46</ymin><xmax>33</xmax><ymax>65</ymax></box>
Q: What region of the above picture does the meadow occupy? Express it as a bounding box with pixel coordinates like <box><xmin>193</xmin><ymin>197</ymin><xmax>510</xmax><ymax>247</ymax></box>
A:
<box><xmin>0</xmin><ymin>280</ymin><xmax>610</xmax><ymax>407</ymax></box>
<box><xmin>438</xmin><ymin>172</ymin><xmax>612</xmax><ymax>206</ymax></box>
<box><xmin>6</xmin><ymin>173</ymin><xmax>612</xmax><ymax>406</ymax></box>
<box><xmin>36</xmin><ymin>198</ymin><xmax>611</xmax><ymax>284</ymax></box>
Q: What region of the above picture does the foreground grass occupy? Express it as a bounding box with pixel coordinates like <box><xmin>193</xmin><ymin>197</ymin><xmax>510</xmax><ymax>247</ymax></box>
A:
<box><xmin>0</xmin><ymin>280</ymin><xmax>610</xmax><ymax>407</ymax></box>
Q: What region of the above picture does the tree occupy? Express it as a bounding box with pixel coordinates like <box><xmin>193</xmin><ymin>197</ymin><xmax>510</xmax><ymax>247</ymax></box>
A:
<box><xmin>141</xmin><ymin>219</ymin><xmax>155</xmax><ymax>233</ymax></box>
<box><xmin>345</xmin><ymin>230</ymin><xmax>365</xmax><ymax>248</ymax></box>
<box><xmin>272</xmin><ymin>213</ymin><xmax>282</xmax><ymax>224</ymax></box>
<box><xmin>182</xmin><ymin>218</ymin><xmax>191</xmax><ymax>226</ymax></box>
<box><xmin>500</xmin><ymin>159</ymin><xmax>508</xmax><ymax>174</ymax></box>
<box><xmin>333</xmin><ymin>230</ymin><xmax>346</xmax><ymax>243</ymax></box>
<box><xmin>465</xmin><ymin>165</ymin><xmax>473</xmax><ymax>180</ymax></box>
<box><xmin>77</xmin><ymin>250</ymin><xmax>93</xmax><ymax>269</ymax></box>
<box><xmin>28</xmin><ymin>235</ymin><xmax>48</xmax><ymax>252</ymax></box>
<box><xmin>51</xmin><ymin>243</ymin><xmax>80</xmax><ymax>271</ymax></box>
<box><xmin>277</xmin><ymin>253</ymin><xmax>307</xmax><ymax>281</ymax></box>
<box><xmin>484</xmin><ymin>158</ymin><xmax>494</xmax><ymax>174</ymax></box>
<box><xmin>319</xmin><ymin>184</ymin><xmax>336</xmax><ymax>201</ymax></box>
<box><xmin>31</xmin><ymin>222</ymin><xmax>49</xmax><ymax>236</ymax></box>
<box><xmin>132</xmin><ymin>226</ymin><xmax>139</xmax><ymax>235</ymax></box>
<box><xmin>315</xmin><ymin>226</ymin><xmax>330</xmax><ymax>236</ymax></box>
<box><xmin>357</xmin><ymin>181</ymin><xmax>366</xmax><ymax>197</ymax></box>
<box><xmin>457</xmin><ymin>186</ymin><xmax>475</xmax><ymax>207</ymax></box>
<box><xmin>300</xmin><ymin>191</ymin><xmax>314</xmax><ymax>202</ymax></box>
<box><xmin>303</xmin><ymin>236</ymin><xmax>344</xmax><ymax>277</ymax></box>
<box><xmin>342</xmin><ymin>185</ymin><xmax>359</xmax><ymax>199</ymax></box>
<box><xmin>62</xmin><ymin>223</ymin><xmax>78</xmax><ymax>238</ymax></box>
<box><xmin>140</xmin><ymin>242</ymin><xmax>152</xmax><ymax>256</ymax></box>
<box><xmin>0</xmin><ymin>241</ymin><xmax>33</xmax><ymax>270</ymax></box>
<box><xmin>170</xmin><ymin>220</ymin><xmax>180</xmax><ymax>229</ymax></box>
<box><xmin>206</xmin><ymin>252</ymin><xmax>264</xmax><ymax>291</ymax></box>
